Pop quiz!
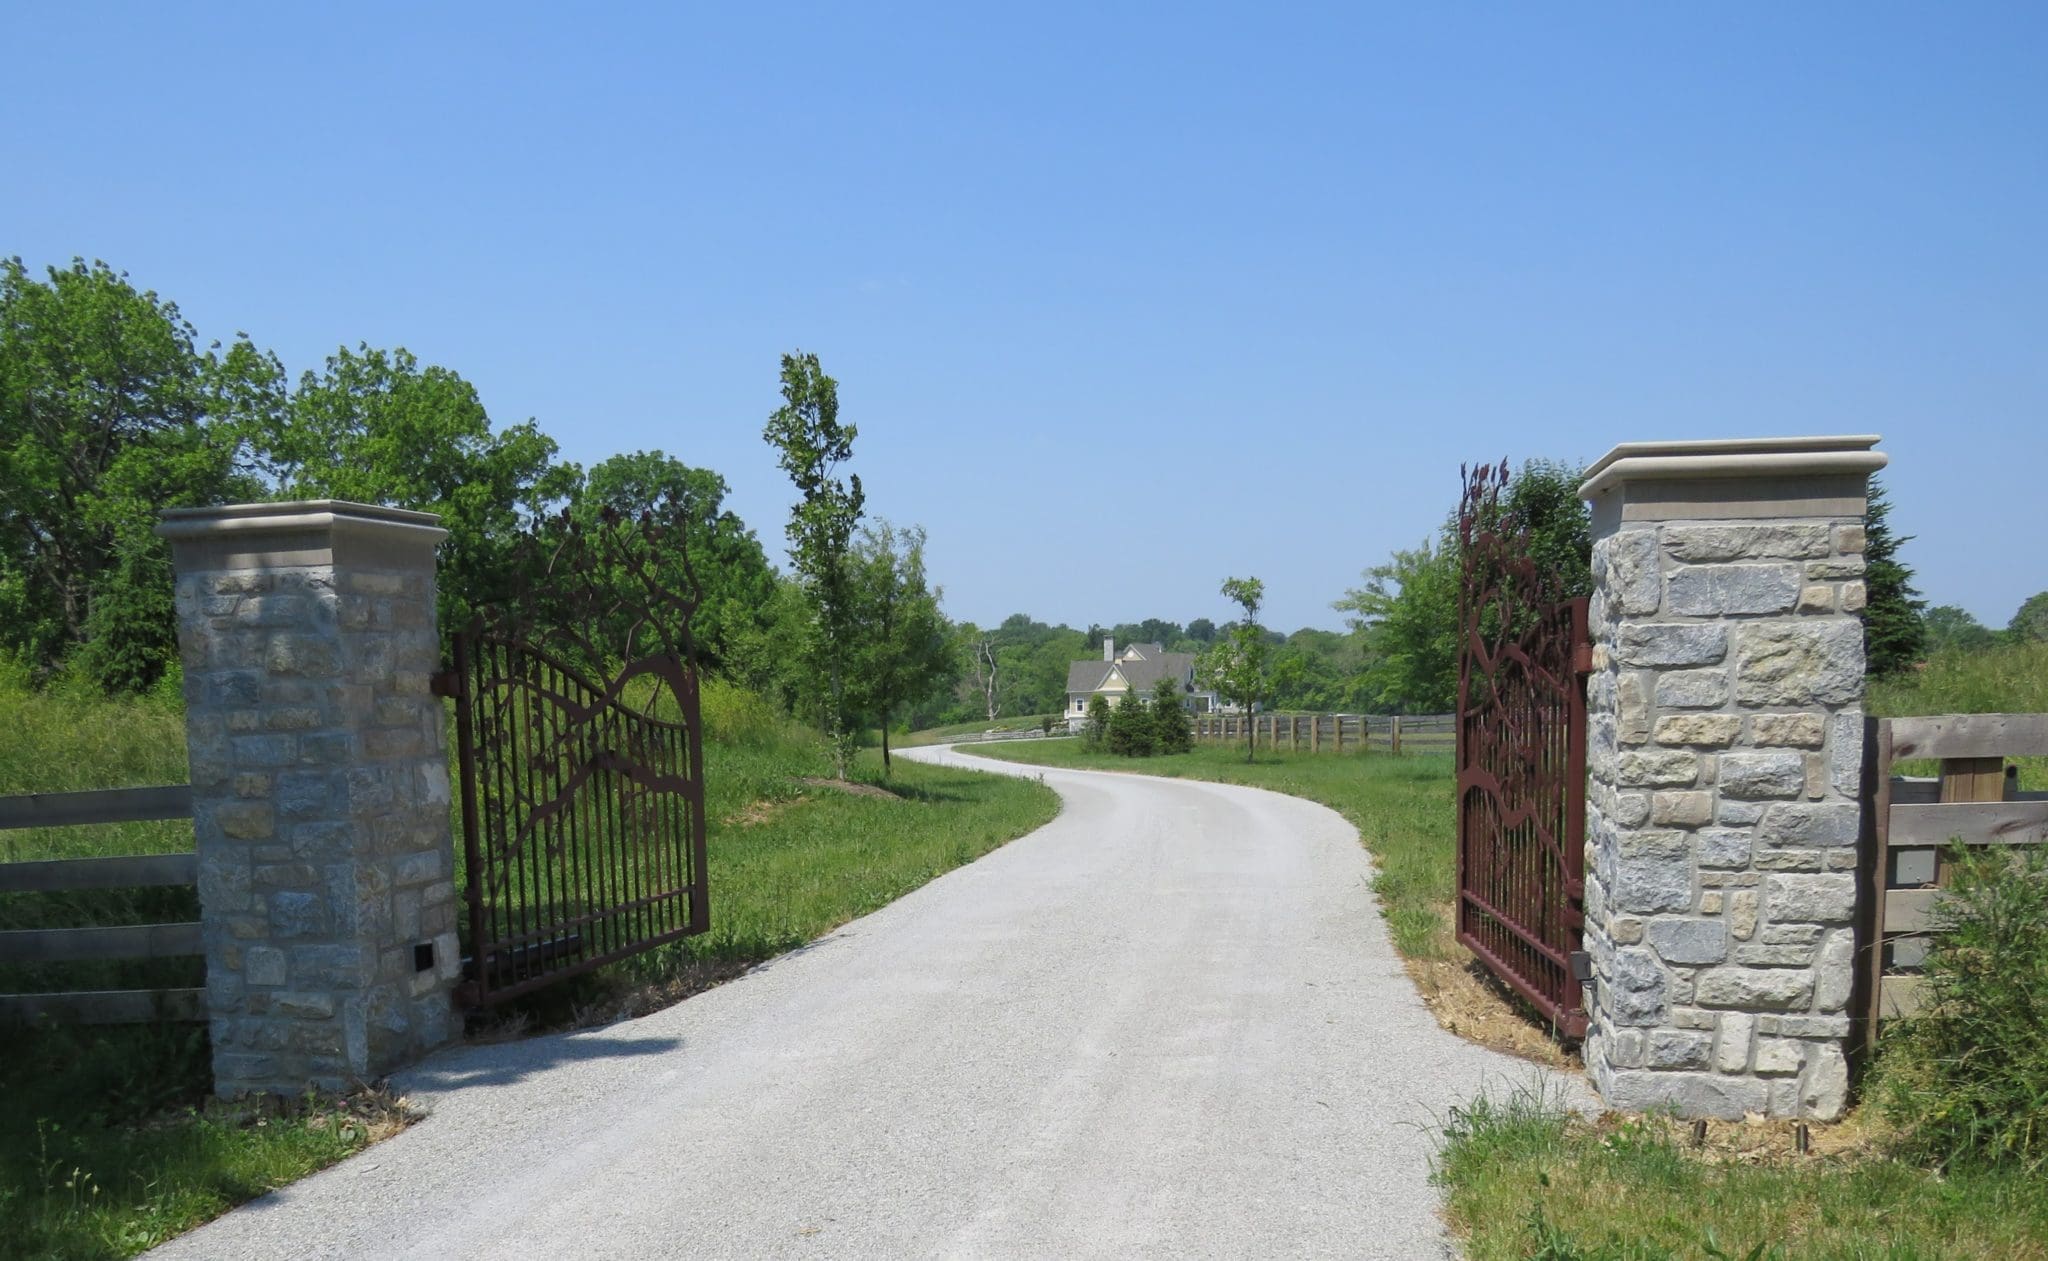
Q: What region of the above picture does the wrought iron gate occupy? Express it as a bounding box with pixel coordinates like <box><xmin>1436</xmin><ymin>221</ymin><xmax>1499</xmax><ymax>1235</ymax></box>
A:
<box><xmin>437</xmin><ymin>510</ymin><xmax>709</xmax><ymax>1006</ymax></box>
<box><xmin>1454</xmin><ymin>461</ymin><xmax>1591</xmax><ymax>1037</ymax></box>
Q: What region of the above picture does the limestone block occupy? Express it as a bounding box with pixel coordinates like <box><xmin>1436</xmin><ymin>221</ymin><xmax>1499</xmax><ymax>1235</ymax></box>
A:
<box><xmin>1653</xmin><ymin>714</ymin><xmax>1741</xmax><ymax>747</ymax></box>
<box><xmin>1806</xmin><ymin>558</ymin><xmax>1865</xmax><ymax>580</ymax></box>
<box><xmin>1614</xmin><ymin>832</ymin><xmax>1694</xmax><ymax>914</ymax></box>
<box><xmin>1662</xmin><ymin>523</ymin><xmax>1831</xmax><ymax>563</ymax></box>
<box><xmin>1840</xmin><ymin>582</ymin><xmax>1867</xmax><ymax>612</ymax></box>
<box><xmin>1715</xmin><ymin>1012</ymin><xmax>1755</xmax><ymax>1072</ymax></box>
<box><xmin>1655</xmin><ymin>669</ymin><xmax>1729</xmax><ymax>709</ymax></box>
<box><xmin>1720</xmin><ymin>751</ymin><xmax>1806</xmax><ymax>800</ymax></box>
<box><xmin>1617</xmin><ymin>672</ymin><xmax>1652</xmax><ymax>744</ymax></box>
<box><xmin>1648</xmin><ymin>917</ymin><xmax>1726</xmax><ymax>965</ymax></box>
<box><xmin>1764</xmin><ymin>874</ymin><xmax>1856</xmax><ymax>924</ymax></box>
<box><xmin>1696</xmin><ymin>828</ymin><xmax>1751</xmax><ymax>870</ymax></box>
<box><xmin>1744</xmin><ymin>712</ymin><xmax>1826</xmax><ymax>745</ymax></box>
<box><xmin>1803</xmin><ymin>1044</ymin><xmax>1850</xmax><ymax>1121</ymax></box>
<box><xmin>1608</xmin><ymin>947</ymin><xmax>1669</xmax><ymax>1026</ymax></box>
<box><xmin>1610</xmin><ymin>792</ymin><xmax>1652</xmax><ymax>827</ymax></box>
<box><xmin>1829</xmin><ymin>711</ymin><xmax>1865</xmax><ymax>796</ymax></box>
<box><xmin>1667</xmin><ymin>564</ymin><xmax>1802</xmax><ymax>616</ymax></box>
<box><xmin>1616</xmin><ymin>750</ymin><xmax>1700</xmax><ymax>787</ymax></box>
<box><xmin>1729</xmin><ymin>889</ymin><xmax>1760</xmax><ymax>939</ymax></box>
<box><xmin>1734</xmin><ymin>622</ymin><xmax>1864</xmax><ymax>707</ymax></box>
<box><xmin>1695</xmin><ymin>967</ymin><xmax>1814</xmax><ymax>1010</ymax></box>
<box><xmin>1700</xmin><ymin>890</ymin><xmax>1724</xmax><ymax>914</ymax></box>
<box><xmin>1600</xmin><ymin>1070</ymin><xmax>1769</xmax><ymax>1120</ymax></box>
<box><xmin>1757</xmin><ymin>803</ymin><xmax>1859</xmax><ymax>848</ymax></box>
<box><xmin>1716</xmin><ymin>798</ymin><xmax>1765</xmax><ymax>826</ymax></box>
<box><xmin>1815</xmin><ymin>930</ymin><xmax>1855</xmax><ymax>1012</ymax></box>
<box><xmin>1753</xmin><ymin>1038</ymin><xmax>1804</xmax><ymax>1075</ymax></box>
<box><xmin>1651</xmin><ymin>791</ymin><xmax>1713</xmax><ymax>827</ymax></box>
<box><xmin>1646</xmin><ymin>1029</ymin><xmax>1713</xmax><ymax>1070</ymax></box>
<box><xmin>1833</xmin><ymin>525</ymin><xmax>1866</xmax><ymax>554</ymax></box>
<box><xmin>1611</xmin><ymin>916</ymin><xmax>1645</xmax><ymax>945</ymax></box>
<box><xmin>1608</xmin><ymin>528</ymin><xmax>1664</xmax><ymax>615</ymax></box>
<box><xmin>1797</xmin><ymin>585</ymin><xmax>1834</xmax><ymax>614</ymax></box>
<box><xmin>1618</xmin><ymin>624</ymin><xmax>1727</xmax><ymax>668</ymax></box>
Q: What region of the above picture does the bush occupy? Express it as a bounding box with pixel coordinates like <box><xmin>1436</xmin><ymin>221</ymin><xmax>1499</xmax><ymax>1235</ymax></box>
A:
<box><xmin>1083</xmin><ymin>693</ymin><xmax>1113</xmax><ymax>750</ymax></box>
<box><xmin>1151</xmin><ymin>678</ymin><xmax>1192</xmax><ymax>754</ymax></box>
<box><xmin>1876</xmin><ymin>844</ymin><xmax>2048</xmax><ymax>1171</ymax></box>
<box><xmin>1106</xmin><ymin>690</ymin><xmax>1154</xmax><ymax>757</ymax></box>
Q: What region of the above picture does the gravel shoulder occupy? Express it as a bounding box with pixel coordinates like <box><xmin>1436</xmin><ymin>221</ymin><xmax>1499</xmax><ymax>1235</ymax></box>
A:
<box><xmin>153</xmin><ymin>741</ymin><xmax>1582</xmax><ymax>1260</ymax></box>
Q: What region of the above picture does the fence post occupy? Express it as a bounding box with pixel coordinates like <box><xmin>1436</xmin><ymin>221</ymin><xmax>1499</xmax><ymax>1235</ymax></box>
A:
<box><xmin>1577</xmin><ymin>437</ymin><xmax>1884</xmax><ymax>1122</ymax></box>
<box><xmin>159</xmin><ymin>501</ymin><xmax>461</xmax><ymax>1098</ymax></box>
<box><xmin>1391</xmin><ymin>714</ymin><xmax>1403</xmax><ymax>756</ymax></box>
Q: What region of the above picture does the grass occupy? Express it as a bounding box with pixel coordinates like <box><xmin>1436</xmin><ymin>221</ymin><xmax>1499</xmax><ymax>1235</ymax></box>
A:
<box><xmin>1434</xmin><ymin>1082</ymin><xmax>2048</xmax><ymax>1260</ymax></box>
<box><xmin>0</xmin><ymin>676</ymin><xmax>1057</xmax><ymax>1258</ymax></box>
<box><xmin>1871</xmin><ymin>638</ymin><xmax>2048</xmax><ymax>789</ymax></box>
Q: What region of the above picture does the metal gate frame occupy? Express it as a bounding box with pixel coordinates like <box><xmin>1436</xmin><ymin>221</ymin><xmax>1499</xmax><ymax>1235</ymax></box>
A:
<box><xmin>436</xmin><ymin>509</ymin><xmax>709</xmax><ymax>1007</ymax></box>
<box><xmin>1454</xmin><ymin>461</ymin><xmax>1592</xmax><ymax>1038</ymax></box>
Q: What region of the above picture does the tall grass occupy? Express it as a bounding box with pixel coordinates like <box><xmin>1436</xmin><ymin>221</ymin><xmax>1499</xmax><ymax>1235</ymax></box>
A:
<box><xmin>1871</xmin><ymin>639</ymin><xmax>2048</xmax><ymax>789</ymax></box>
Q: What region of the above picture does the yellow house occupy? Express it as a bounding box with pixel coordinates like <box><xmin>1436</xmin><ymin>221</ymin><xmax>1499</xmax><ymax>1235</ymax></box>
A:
<box><xmin>1064</xmin><ymin>639</ymin><xmax>1216</xmax><ymax>722</ymax></box>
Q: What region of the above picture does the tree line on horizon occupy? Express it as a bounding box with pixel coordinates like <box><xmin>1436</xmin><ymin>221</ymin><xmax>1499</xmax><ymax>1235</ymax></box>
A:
<box><xmin>6</xmin><ymin>257</ymin><xmax>2034</xmax><ymax>743</ymax></box>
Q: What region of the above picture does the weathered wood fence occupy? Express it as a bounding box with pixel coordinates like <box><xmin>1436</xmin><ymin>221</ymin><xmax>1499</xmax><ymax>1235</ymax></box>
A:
<box><xmin>1191</xmin><ymin>712</ymin><xmax>1455</xmax><ymax>754</ymax></box>
<box><xmin>1863</xmin><ymin>713</ymin><xmax>2048</xmax><ymax>1040</ymax></box>
<box><xmin>0</xmin><ymin>785</ymin><xmax>203</xmax><ymax>1024</ymax></box>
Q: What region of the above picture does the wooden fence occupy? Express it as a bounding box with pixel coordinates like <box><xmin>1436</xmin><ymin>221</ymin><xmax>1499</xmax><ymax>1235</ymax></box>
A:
<box><xmin>1191</xmin><ymin>712</ymin><xmax>1455</xmax><ymax>754</ymax></box>
<box><xmin>1863</xmin><ymin>713</ymin><xmax>2048</xmax><ymax>1040</ymax></box>
<box><xmin>0</xmin><ymin>784</ymin><xmax>204</xmax><ymax>1024</ymax></box>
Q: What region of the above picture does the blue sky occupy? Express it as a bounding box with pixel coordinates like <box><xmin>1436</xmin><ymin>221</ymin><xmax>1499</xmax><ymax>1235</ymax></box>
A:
<box><xmin>5</xmin><ymin>4</ymin><xmax>2043</xmax><ymax>633</ymax></box>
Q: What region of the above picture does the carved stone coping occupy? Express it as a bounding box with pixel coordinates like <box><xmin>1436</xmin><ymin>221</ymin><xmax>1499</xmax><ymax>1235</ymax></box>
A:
<box><xmin>155</xmin><ymin>500</ymin><xmax>447</xmax><ymax>572</ymax></box>
<box><xmin>1579</xmin><ymin>436</ymin><xmax>1889</xmax><ymax>525</ymax></box>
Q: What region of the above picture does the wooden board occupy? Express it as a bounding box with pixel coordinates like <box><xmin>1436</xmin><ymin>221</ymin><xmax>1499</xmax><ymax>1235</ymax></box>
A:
<box><xmin>1879</xmin><ymin>976</ymin><xmax>1927</xmax><ymax>1020</ymax></box>
<box><xmin>1887</xmin><ymin>801</ymin><xmax>2048</xmax><ymax>848</ymax></box>
<box><xmin>0</xmin><ymin>784</ymin><xmax>193</xmax><ymax>832</ymax></box>
<box><xmin>0</xmin><ymin>921</ymin><xmax>203</xmax><ymax>964</ymax></box>
<box><xmin>1884</xmin><ymin>888</ymin><xmax>1939</xmax><ymax>934</ymax></box>
<box><xmin>0</xmin><ymin>987</ymin><xmax>205</xmax><ymax>1025</ymax></box>
<box><xmin>1888</xmin><ymin>713</ymin><xmax>2048</xmax><ymax>761</ymax></box>
<box><xmin>0</xmin><ymin>852</ymin><xmax>198</xmax><ymax>894</ymax></box>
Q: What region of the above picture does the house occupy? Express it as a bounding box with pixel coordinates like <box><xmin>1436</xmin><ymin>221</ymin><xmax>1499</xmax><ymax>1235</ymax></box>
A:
<box><xmin>1064</xmin><ymin>639</ymin><xmax>1221</xmax><ymax>726</ymax></box>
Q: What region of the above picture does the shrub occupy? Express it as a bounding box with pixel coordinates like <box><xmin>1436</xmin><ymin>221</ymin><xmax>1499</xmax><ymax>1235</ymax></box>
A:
<box><xmin>1083</xmin><ymin>693</ymin><xmax>1113</xmax><ymax>750</ymax></box>
<box><xmin>1150</xmin><ymin>678</ymin><xmax>1192</xmax><ymax>754</ymax></box>
<box><xmin>1876</xmin><ymin>844</ymin><xmax>2048</xmax><ymax>1171</ymax></box>
<box><xmin>1106</xmin><ymin>690</ymin><xmax>1154</xmax><ymax>757</ymax></box>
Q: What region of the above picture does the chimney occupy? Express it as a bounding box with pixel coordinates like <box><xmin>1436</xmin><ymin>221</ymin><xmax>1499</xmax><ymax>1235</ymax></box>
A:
<box><xmin>1103</xmin><ymin>637</ymin><xmax>1115</xmax><ymax>662</ymax></box>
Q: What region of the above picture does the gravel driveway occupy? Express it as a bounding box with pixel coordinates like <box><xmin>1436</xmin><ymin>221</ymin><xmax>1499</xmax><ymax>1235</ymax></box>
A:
<box><xmin>152</xmin><ymin>742</ymin><xmax>1578</xmax><ymax>1260</ymax></box>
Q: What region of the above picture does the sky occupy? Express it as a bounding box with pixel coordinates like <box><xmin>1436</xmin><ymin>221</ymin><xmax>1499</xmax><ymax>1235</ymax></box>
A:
<box><xmin>4</xmin><ymin>3</ymin><xmax>2044</xmax><ymax>634</ymax></box>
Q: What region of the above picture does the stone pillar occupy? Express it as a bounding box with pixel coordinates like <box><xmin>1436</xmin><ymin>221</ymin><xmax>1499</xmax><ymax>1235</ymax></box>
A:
<box><xmin>1578</xmin><ymin>437</ymin><xmax>1884</xmax><ymax>1121</ymax></box>
<box><xmin>158</xmin><ymin>501</ymin><xmax>460</xmax><ymax>1097</ymax></box>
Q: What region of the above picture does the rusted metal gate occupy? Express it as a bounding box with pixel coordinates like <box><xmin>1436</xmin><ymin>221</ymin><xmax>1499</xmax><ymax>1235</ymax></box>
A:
<box><xmin>436</xmin><ymin>510</ymin><xmax>709</xmax><ymax>1006</ymax></box>
<box><xmin>1454</xmin><ymin>461</ymin><xmax>1592</xmax><ymax>1037</ymax></box>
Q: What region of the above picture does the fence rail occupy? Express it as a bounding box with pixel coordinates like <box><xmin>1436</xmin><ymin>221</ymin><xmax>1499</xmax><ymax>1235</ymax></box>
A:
<box><xmin>1190</xmin><ymin>712</ymin><xmax>1454</xmax><ymax>754</ymax></box>
<box><xmin>0</xmin><ymin>784</ymin><xmax>202</xmax><ymax>1027</ymax></box>
<box><xmin>1863</xmin><ymin>713</ymin><xmax>2048</xmax><ymax>1039</ymax></box>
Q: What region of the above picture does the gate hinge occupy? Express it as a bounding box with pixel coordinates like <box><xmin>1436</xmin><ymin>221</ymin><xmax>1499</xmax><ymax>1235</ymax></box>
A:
<box><xmin>429</xmin><ymin>668</ymin><xmax>463</xmax><ymax>699</ymax></box>
<box><xmin>1569</xmin><ymin>950</ymin><xmax>1594</xmax><ymax>985</ymax></box>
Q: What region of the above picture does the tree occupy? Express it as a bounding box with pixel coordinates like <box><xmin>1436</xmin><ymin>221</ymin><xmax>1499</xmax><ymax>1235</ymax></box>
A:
<box><xmin>762</xmin><ymin>351</ymin><xmax>865</xmax><ymax>778</ymax></box>
<box><xmin>1107</xmin><ymin>688</ymin><xmax>1153</xmax><ymax>757</ymax></box>
<box><xmin>1922</xmin><ymin>605</ymin><xmax>1998</xmax><ymax>657</ymax></box>
<box><xmin>0</xmin><ymin>258</ymin><xmax>268</xmax><ymax>690</ymax></box>
<box><xmin>1202</xmin><ymin>576</ymin><xmax>1269</xmax><ymax>762</ymax></box>
<box><xmin>1083</xmin><ymin>693</ymin><xmax>1113</xmax><ymax>749</ymax></box>
<box><xmin>1334</xmin><ymin>536</ymin><xmax>1460</xmax><ymax>713</ymax></box>
<box><xmin>961</xmin><ymin>626</ymin><xmax>1004</xmax><ymax>721</ymax></box>
<box><xmin>850</xmin><ymin>520</ymin><xmax>952</xmax><ymax>775</ymax></box>
<box><xmin>1862</xmin><ymin>477</ymin><xmax>1926</xmax><ymax>676</ymax></box>
<box><xmin>1500</xmin><ymin>458</ymin><xmax>1593</xmax><ymax>598</ymax></box>
<box><xmin>1185</xmin><ymin>617</ymin><xmax>1217</xmax><ymax>643</ymax></box>
<box><xmin>1151</xmin><ymin>676</ymin><xmax>1192</xmax><ymax>754</ymax></box>
<box><xmin>2010</xmin><ymin>592</ymin><xmax>2048</xmax><ymax>644</ymax></box>
<box><xmin>570</xmin><ymin>451</ymin><xmax>777</xmax><ymax>677</ymax></box>
<box><xmin>248</xmin><ymin>343</ymin><xmax>576</xmax><ymax>634</ymax></box>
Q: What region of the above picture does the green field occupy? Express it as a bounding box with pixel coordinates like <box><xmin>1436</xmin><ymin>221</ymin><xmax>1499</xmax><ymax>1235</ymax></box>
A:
<box><xmin>0</xmin><ymin>678</ymin><xmax>1056</xmax><ymax>1260</ymax></box>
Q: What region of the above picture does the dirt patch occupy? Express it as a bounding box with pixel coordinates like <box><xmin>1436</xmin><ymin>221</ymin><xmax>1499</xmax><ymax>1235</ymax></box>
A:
<box><xmin>1406</xmin><ymin>952</ymin><xmax>1581</xmax><ymax>1070</ymax></box>
<box><xmin>723</xmin><ymin>797</ymin><xmax>797</xmax><ymax>827</ymax></box>
<box><xmin>1587</xmin><ymin>1104</ymin><xmax>1881</xmax><ymax>1164</ymax></box>
<box><xmin>797</xmin><ymin>776</ymin><xmax>902</xmax><ymax>800</ymax></box>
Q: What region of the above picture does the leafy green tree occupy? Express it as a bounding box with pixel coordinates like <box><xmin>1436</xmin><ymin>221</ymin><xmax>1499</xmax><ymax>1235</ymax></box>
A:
<box><xmin>1923</xmin><ymin>605</ymin><xmax>1999</xmax><ymax>657</ymax></box>
<box><xmin>0</xmin><ymin>258</ymin><xmax>268</xmax><ymax>690</ymax></box>
<box><xmin>1500</xmin><ymin>458</ymin><xmax>1593</xmax><ymax>598</ymax></box>
<box><xmin>1862</xmin><ymin>477</ymin><xmax>1926</xmax><ymax>676</ymax></box>
<box><xmin>1150</xmin><ymin>676</ymin><xmax>1192</xmax><ymax>754</ymax></box>
<box><xmin>1083</xmin><ymin>692</ymin><xmax>1113</xmax><ymax>749</ymax></box>
<box><xmin>570</xmin><ymin>450</ymin><xmax>777</xmax><ymax>677</ymax></box>
<box><xmin>248</xmin><ymin>343</ymin><xmax>576</xmax><ymax>633</ymax></box>
<box><xmin>1185</xmin><ymin>617</ymin><xmax>1217</xmax><ymax>643</ymax></box>
<box><xmin>762</xmin><ymin>351</ymin><xmax>865</xmax><ymax>778</ymax></box>
<box><xmin>1201</xmin><ymin>576</ymin><xmax>1270</xmax><ymax>761</ymax></box>
<box><xmin>1107</xmin><ymin>688</ymin><xmax>1153</xmax><ymax>757</ymax></box>
<box><xmin>2010</xmin><ymin>592</ymin><xmax>2048</xmax><ymax>644</ymax></box>
<box><xmin>1334</xmin><ymin>536</ymin><xmax>1460</xmax><ymax>713</ymax></box>
<box><xmin>849</xmin><ymin>520</ymin><xmax>952</xmax><ymax>775</ymax></box>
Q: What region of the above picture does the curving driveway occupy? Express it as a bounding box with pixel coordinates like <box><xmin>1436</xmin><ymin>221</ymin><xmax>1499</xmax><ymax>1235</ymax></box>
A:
<box><xmin>153</xmin><ymin>742</ymin><xmax>1576</xmax><ymax>1260</ymax></box>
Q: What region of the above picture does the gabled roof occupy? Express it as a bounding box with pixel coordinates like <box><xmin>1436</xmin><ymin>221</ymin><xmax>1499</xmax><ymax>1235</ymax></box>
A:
<box><xmin>1118</xmin><ymin>642</ymin><xmax>1167</xmax><ymax>661</ymax></box>
<box><xmin>1068</xmin><ymin>652</ymin><xmax>1197</xmax><ymax>696</ymax></box>
<box><xmin>1067</xmin><ymin>661</ymin><xmax>1113</xmax><ymax>694</ymax></box>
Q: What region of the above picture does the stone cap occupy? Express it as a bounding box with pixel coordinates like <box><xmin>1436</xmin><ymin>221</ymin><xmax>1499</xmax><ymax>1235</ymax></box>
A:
<box><xmin>156</xmin><ymin>500</ymin><xmax>447</xmax><ymax>570</ymax></box>
<box><xmin>1580</xmin><ymin>436</ymin><xmax>1886</xmax><ymax>500</ymax></box>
